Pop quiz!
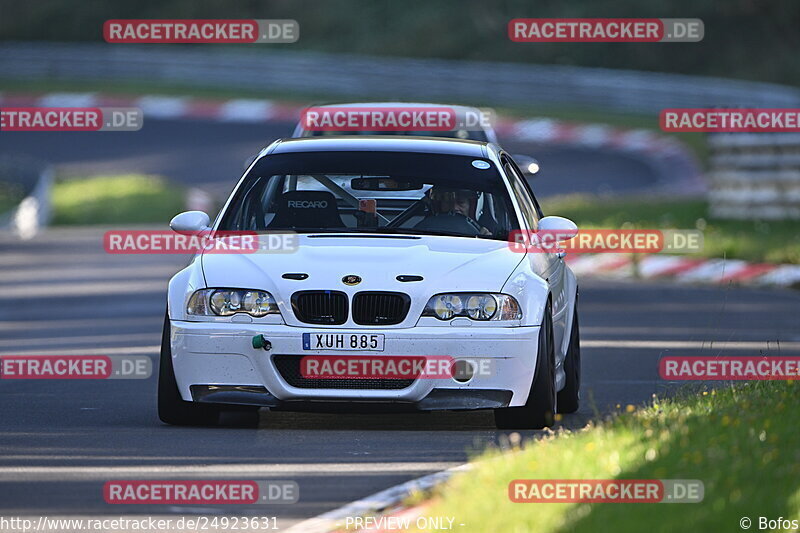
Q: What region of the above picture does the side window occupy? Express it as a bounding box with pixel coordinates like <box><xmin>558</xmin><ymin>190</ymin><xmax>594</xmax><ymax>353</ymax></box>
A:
<box><xmin>506</xmin><ymin>157</ymin><xmax>544</xmax><ymax>218</ymax></box>
<box><xmin>503</xmin><ymin>157</ymin><xmax>539</xmax><ymax>231</ymax></box>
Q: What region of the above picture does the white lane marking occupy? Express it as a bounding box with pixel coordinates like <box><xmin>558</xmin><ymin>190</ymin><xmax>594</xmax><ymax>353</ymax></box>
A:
<box><xmin>0</xmin><ymin>345</ymin><xmax>159</xmax><ymax>356</ymax></box>
<box><xmin>581</xmin><ymin>326</ymin><xmax>789</xmax><ymax>336</ymax></box>
<box><xmin>0</xmin><ymin>462</ymin><xmax>462</xmax><ymax>482</ymax></box>
<box><xmin>285</xmin><ymin>463</ymin><xmax>473</xmax><ymax>533</ymax></box>
<box><xmin>0</xmin><ymin>332</ymin><xmax>159</xmax><ymax>348</ymax></box>
<box><xmin>0</xmin><ymin>264</ymin><xmax>179</xmax><ymax>283</ymax></box>
<box><xmin>0</xmin><ymin>280</ymin><xmax>167</xmax><ymax>299</ymax></box>
<box><xmin>0</xmin><ymin>253</ymin><xmax>180</xmax><ymax>266</ymax></box>
<box><xmin>583</xmin><ymin>340</ymin><xmax>800</xmax><ymax>350</ymax></box>
<box><xmin>0</xmin><ymin>316</ymin><xmax>161</xmax><ymax>332</ymax></box>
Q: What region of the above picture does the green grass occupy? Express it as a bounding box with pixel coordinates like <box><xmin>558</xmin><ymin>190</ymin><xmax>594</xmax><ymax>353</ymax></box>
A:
<box><xmin>0</xmin><ymin>181</ymin><xmax>25</xmax><ymax>215</ymax></box>
<box><xmin>51</xmin><ymin>174</ymin><xmax>186</xmax><ymax>225</ymax></box>
<box><xmin>412</xmin><ymin>381</ymin><xmax>800</xmax><ymax>533</ymax></box>
<box><xmin>541</xmin><ymin>194</ymin><xmax>800</xmax><ymax>264</ymax></box>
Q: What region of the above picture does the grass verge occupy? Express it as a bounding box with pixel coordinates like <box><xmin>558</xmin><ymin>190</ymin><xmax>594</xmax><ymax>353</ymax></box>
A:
<box><xmin>0</xmin><ymin>181</ymin><xmax>25</xmax><ymax>215</ymax></box>
<box><xmin>541</xmin><ymin>194</ymin><xmax>800</xmax><ymax>264</ymax></box>
<box><xmin>51</xmin><ymin>174</ymin><xmax>186</xmax><ymax>225</ymax></box>
<box><xmin>414</xmin><ymin>381</ymin><xmax>800</xmax><ymax>533</ymax></box>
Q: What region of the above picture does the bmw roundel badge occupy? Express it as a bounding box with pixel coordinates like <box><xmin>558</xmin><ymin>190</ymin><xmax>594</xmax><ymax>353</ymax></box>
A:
<box><xmin>342</xmin><ymin>275</ymin><xmax>362</xmax><ymax>286</ymax></box>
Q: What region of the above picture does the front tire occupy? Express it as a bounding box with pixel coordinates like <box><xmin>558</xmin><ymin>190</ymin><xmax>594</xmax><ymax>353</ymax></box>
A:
<box><xmin>557</xmin><ymin>304</ymin><xmax>581</xmax><ymax>414</ymax></box>
<box><xmin>158</xmin><ymin>313</ymin><xmax>221</xmax><ymax>426</ymax></box>
<box><xmin>494</xmin><ymin>304</ymin><xmax>556</xmax><ymax>429</ymax></box>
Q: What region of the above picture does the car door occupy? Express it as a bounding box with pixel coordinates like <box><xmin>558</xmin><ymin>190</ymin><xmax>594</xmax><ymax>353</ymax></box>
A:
<box><xmin>501</xmin><ymin>154</ymin><xmax>569</xmax><ymax>363</ymax></box>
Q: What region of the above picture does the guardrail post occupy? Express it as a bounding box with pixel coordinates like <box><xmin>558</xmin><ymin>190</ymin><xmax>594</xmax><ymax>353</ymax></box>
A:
<box><xmin>0</xmin><ymin>158</ymin><xmax>53</xmax><ymax>240</ymax></box>
<box><xmin>708</xmin><ymin>133</ymin><xmax>800</xmax><ymax>219</ymax></box>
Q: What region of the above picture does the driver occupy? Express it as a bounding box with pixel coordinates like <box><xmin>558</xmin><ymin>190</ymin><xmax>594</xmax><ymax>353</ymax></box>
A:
<box><xmin>415</xmin><ymin>187</ymin><xmax>491</xmax><ymax>236</ymax></box>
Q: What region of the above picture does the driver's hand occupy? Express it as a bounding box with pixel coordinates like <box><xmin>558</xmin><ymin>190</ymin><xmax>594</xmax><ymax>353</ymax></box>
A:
<box><xmin>479</xmin><ymin>227</ymin><xmax>492</xmax><ymax>236</ymax></box>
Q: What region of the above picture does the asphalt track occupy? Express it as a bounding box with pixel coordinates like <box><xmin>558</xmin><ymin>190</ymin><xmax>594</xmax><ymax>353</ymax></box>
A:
<box><xmin>1</xmin><ymin>119</ymin><xmax>799</xmax><ymax>529</ymax></box>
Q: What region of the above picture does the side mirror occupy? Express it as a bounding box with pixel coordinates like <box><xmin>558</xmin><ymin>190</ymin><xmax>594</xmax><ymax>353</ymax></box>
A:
<box><xmin>513</xmin><ymin>154</ymin><xmax>540</xmax><ymax>176</ymax></box>
<box><xmin>538</xmin><ymin>216</ymin><xmax>578</xmax><ymax>242</ymax></box>
<box><xmin>170</xmin><ymin>211</ymin><xmax>211</xmax><ymax>234</ymax></box>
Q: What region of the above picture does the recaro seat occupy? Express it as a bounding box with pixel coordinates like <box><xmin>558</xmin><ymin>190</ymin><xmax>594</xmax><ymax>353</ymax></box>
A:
<box><xmin>267</xmin><ymin>190</ymin><xmax>345</xmax><ymax>229</ymax></box>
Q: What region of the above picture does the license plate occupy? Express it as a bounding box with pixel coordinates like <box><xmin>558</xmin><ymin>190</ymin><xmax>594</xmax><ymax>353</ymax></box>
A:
<box><xmin>302</xmin><ymin>333</ymin><xmax>385</xmax><ymax>351</ymax></box>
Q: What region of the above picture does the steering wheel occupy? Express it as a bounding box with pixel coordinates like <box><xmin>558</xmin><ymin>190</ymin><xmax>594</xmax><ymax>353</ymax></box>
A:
<box><xmin>416</xmin><ymin>213</ymin><xmax>482</xmax><ymax>236</ymax></box>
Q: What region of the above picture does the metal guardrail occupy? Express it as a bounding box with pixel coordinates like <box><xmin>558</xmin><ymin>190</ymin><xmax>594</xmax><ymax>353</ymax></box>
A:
<box><xmin>708</xmin><ymin>134</ymin><xmax>800</xmax><ymax>219</ymax></box>
<box><xmin>1</xmin><ymin>42</ymin><xmax>800</xmax><ymax>114</ymax></box>
<box><xmin>0</xmin><ymin>157</ymin><xmax>53</xmax><ymax>239</ymax></box>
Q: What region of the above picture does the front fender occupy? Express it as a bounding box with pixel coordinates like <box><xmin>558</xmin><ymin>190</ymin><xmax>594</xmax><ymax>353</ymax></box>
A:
<box><xmin>501</xmin><ymin>258</ymin><xmax>550</xmax><ymax>327</ymax></box>
<box><xmin>167</xmin><ymin>257</ymin><xmax>206</xmax><ymax>321</ymax></box>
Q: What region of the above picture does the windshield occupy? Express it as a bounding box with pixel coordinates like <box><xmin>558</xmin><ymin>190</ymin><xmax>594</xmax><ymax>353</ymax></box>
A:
<box><xmin>219</xmin><ymin>151</ymin><xmax>519</xmax><ymax>240</ymax></box>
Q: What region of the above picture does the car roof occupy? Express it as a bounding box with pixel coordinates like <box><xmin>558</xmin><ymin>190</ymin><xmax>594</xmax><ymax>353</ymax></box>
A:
<box><xmin>309</xmin><ymin>102</ymin><xmax>484</xmax><ymax>113</ymax></box>
<box><xmin>291</xmin><ymin>102</ymin><xmax>499</xmax><ymax>144</ymax></box>
<box><xmin>269</xmin><ymin>135</ymin><xmax>495</xmax><ymax>157</ymax></box>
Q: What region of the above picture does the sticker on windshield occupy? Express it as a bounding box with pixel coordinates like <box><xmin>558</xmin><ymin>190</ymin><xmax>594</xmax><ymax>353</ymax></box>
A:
<box><xmin>472</xmin><ymin>160</ymin><xmax>491</xmax><ymax>169</ymax></box>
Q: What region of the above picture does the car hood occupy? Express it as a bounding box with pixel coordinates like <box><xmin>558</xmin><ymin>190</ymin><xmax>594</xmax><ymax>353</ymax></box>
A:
<box><xmin>201</xmin><ymin>234</ymin><xmax>524</xmax><ymax>327</ymax></box>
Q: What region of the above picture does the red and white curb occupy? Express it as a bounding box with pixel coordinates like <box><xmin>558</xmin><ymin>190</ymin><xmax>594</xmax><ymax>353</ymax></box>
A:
<box><xmin>496</xmin><ymin>118</ymin><xmax>688</xmax><ymax>158</ymax></box>
<box><xmin>284</xmin><ymin>464</ymin><xmax>472</xmax><ymax>533</ymax></box>
<box><xmin>0</xmin><ymin>91</ymin><xmax>302</xmax><ymax>122</ymax></box>
<box><xmin>565</xmin><ymin>254</ymin><xmax>800</xmax><ymax>288</ymax></box>
<box><xmin>0</xmin><ymin>91</ymin><xmax>700</xmax><ymax>175</ymax></box>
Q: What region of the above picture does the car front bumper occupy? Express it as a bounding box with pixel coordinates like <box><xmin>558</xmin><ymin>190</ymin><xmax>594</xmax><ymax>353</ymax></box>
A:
<box><xmin>170</xmin><ymin>321</ymin><xmax>540</xmax><ymax>409</ymax></box>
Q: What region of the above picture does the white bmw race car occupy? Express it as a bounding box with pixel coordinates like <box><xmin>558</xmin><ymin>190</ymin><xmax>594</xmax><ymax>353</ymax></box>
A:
<box><xmin>161</xmin><ymin>136</ymin><xmax>580</xmax><ymax>429</ymax></box>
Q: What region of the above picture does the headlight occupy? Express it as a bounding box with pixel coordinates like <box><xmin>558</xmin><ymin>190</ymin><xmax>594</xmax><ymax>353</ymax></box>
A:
<box><xmin>187</xmin><ymin>289</ymin><xmax>280</xmax><ymax>317</ymax></box>
<box><xmin>465</xmin><ymin>294</ymin><xmax>497</xmax><ymax>320</ymax></box>
<box><xmin>432</xmin><ymin>294</ymin><xmax>463</xmax><ymax>320</ymax></box>
<box><xmin>423</xmin><ymin>293</ymin><xmax>521</xmax><ymax>321</ymax></box>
